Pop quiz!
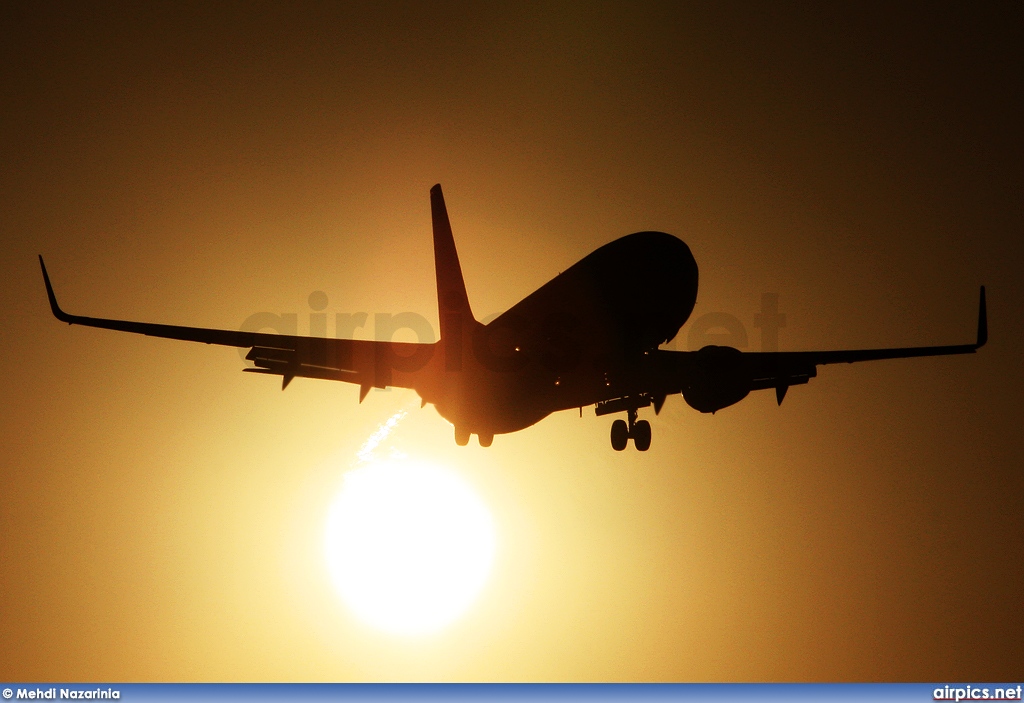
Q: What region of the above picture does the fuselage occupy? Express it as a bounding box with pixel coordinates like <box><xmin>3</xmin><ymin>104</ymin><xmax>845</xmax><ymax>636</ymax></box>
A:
<box><xmin>420</xmin><ymin>231</ymin><xmax>699</xmax><ymax>435</ymax></box>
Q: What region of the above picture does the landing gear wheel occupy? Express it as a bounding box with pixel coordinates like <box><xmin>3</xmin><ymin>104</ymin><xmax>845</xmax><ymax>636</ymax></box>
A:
<box><xmin>454</xmin><ymin>427</ymin><xmax>470</xmax><ymax>446</ymax></box>
<box><xmin>610</xmin><ymin>419</ymin><xmax>629</xmax><ymax>451</ymax></box>
<box><xmin>633</xmin><ymin>420</ymin><xmax>651</xmax><ymax>451</ymax></box>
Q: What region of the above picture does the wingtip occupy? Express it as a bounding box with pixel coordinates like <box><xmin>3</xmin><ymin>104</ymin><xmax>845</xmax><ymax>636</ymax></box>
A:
<box><xmin>977</xmin><ymin>285</ymin><xmax>987</xmax><ymax>348</ymax></box>
<box><xmin>38</xmin><ymin>255</ymin><xmax>71</xmax><ymax>323</ymax></box>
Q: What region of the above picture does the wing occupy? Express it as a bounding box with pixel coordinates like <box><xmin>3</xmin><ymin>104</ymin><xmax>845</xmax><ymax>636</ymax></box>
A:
<box><xmin>634</xmin><ymin>287</ymin><xmax>987</xmax><ymax>413</ymax></box>
<box><xmin>743</xmin><ymin>286</ymin><xmax>987</xmax><ymax>403</ymax></box>
<box><xmin>39</xmin><ymin>256</ymin><xmax>436</xmax><ymax>395</ymax></box>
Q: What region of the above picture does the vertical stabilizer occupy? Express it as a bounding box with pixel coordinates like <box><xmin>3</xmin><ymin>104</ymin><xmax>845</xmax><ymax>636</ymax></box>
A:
<box><xmin>431</xmin><ymin>184</ymin><xmax>476</xmax><ymax>344</ymax></box>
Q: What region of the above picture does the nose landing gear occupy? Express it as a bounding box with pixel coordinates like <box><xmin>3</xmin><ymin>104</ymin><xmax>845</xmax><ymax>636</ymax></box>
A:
<box><xmin>610</xmin><ymin>408</ymin><xmax>652</xmax><ymax>451</ymax></box>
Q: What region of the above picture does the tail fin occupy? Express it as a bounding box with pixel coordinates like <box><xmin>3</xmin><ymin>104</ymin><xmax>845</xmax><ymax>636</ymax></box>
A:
<box><xmin>431</xmin><ymin>184</ymin><xmax>476</xmax><ymax>342</ymax></box>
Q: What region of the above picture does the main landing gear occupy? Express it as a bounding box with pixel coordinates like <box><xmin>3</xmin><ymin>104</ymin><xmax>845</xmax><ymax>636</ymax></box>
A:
<box><xmin>610</xmin><ymin>408</ymin><xmax>651</xmax><ymax>452</ymax></box>
<box><xmin>454</xmin><ymin>426</ymin><xmax>494</xmax><ymax>447</ymax></box>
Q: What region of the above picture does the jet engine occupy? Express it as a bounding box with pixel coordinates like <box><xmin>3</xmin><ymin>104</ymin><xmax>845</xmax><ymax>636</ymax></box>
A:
<box><xmin>681</xmin><ymin>345</ymin><xmax>752</xmax><ymax>413</ymax></box>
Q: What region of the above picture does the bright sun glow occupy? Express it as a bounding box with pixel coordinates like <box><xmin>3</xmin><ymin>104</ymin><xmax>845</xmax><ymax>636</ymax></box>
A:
<box><xmin>324</xmin><ymin>414</ymin><xmax>496</xmax><ymax>637</ymax></box>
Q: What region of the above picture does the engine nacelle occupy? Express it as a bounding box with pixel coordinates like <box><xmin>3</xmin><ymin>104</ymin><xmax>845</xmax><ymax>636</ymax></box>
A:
<box><xmin>681</xmin><ymin>345</ymin><xmax>752</xmax><ymax>414</ymax></box>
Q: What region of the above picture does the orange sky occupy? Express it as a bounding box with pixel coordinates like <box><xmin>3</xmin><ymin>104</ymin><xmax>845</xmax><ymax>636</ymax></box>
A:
<box><xmin>1</xmin><ymin>2</ymin><xmax>1021</xmax><ymax>681</ymax></box>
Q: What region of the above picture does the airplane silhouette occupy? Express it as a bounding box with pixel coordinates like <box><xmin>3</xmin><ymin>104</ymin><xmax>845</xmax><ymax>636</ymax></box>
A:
<box><xmin>40</xmin><ymin>184</ymin><xmax>987</xmax><ymax>451</ymax></box>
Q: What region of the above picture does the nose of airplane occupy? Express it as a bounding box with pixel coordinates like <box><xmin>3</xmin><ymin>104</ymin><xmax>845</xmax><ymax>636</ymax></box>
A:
<box><xmin>585</xmin><ymin>231</ymin><xmax>699</xmax><ymax>350</ymax></box>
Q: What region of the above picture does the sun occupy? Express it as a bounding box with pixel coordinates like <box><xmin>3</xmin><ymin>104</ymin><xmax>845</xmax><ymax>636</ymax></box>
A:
<box><xmin>324</xmin><ymin>452</ymin><xmax>496</xmax><ymax>636</ymax></box>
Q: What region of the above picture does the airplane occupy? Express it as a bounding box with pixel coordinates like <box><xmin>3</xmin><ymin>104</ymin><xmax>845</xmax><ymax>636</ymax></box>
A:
<box><xmin>39</xmin><ymin>184</ymin><xmax>987</xmax><ymax>451</ymax></box>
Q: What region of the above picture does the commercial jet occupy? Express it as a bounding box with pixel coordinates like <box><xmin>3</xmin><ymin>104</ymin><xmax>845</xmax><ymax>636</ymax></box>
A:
<box><xmin>40</xmin><ymin>185</ymin><xmax>987</xmax><ymax>451</ymax></box>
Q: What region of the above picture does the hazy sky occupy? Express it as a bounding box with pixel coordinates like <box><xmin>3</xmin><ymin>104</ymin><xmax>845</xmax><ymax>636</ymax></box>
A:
<box><xmin>1</xmin><ymin>2</ymin><xmax>1021</xmax><ymax>681</ymax></box>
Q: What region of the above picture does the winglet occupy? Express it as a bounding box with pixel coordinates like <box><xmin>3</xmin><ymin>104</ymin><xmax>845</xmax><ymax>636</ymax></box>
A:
<box><xmin>977</xmin><ymin>286</ymin><xmax>987</xmax><ymax>348</ymax></box>
<box><xmin>39</xmin><ymin>255</ymin><xmax>74</xmax><ymax>324</ymax></box>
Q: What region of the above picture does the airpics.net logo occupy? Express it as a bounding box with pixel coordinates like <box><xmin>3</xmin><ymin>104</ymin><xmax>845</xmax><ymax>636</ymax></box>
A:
<box><xmin>238</xmin><ymin>291</ymin><xmax>786</xmax><ymax>352</ymax></box>
<box><xmin>934</xmin><ymin>684</ymin><xmax>1023</xmax><ymax>701</ymax></box>
<box><xmin>235</xmin><ymin>291</ymin><xmax>788</xmax><ymax>379</ymax></box>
